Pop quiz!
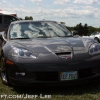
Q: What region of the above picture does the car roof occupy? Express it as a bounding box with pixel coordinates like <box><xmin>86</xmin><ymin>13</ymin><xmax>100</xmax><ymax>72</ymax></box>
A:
<box><xmin>11</xmin><ymin>20</ymin><xmax>57</xmax><ymax>24</ymax></box>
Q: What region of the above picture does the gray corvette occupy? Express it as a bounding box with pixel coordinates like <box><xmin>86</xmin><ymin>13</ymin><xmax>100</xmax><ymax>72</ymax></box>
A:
<box><xmin>0</xmin><ymin>20</ymin><xmax>100</xmax><ymax>86</ymax></box>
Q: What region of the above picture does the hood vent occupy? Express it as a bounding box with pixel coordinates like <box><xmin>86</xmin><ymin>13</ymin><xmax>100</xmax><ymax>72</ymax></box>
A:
<box><xmin>55</xmin><ymin>52</ymin><xmax>72</xmax><ymax>59</ymax></box>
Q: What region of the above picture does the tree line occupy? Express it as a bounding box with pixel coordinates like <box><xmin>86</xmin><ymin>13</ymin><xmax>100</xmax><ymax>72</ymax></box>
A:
<box><xmin>19</xmin><ymin>16</ymin><xmax>33</xmax><ymax>20</ymax></box>
<box><xmin>66</xmin><ymin>23</ymin><xmax>100</xmax><ymax>36</ymax></box>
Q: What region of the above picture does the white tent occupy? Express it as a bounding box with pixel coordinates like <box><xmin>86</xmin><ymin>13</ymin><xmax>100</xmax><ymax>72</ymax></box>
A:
<box><xmin>0</xmin><ymin>9</ymin><xmax>17</xmax><ymax>16</ymax></box>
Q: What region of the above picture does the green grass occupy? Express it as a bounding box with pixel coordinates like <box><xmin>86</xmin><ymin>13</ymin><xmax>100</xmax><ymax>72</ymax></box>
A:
<box><xmin>0</xmin><ymin>80</ymin><xmax>100</xmax><ymax>100</ymax></box>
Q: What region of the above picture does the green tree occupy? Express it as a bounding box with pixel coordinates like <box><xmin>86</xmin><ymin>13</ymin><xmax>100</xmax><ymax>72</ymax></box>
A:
<box><xmin>19</xmin><ymin>18</ymin><xmax>23</xmax><ymax>20</ymax></box>
<box><xmin>25</xmin><ymin>16</ymin><xmax>33</xmax><ymax>20</ymax></box>
<box><xmin>78</xmin><ymin>23</ymin><xmax>83</xmax><ymax>35</ymax></box>
<box><xmin>30</xmin><ymin>16</ymin><xmax>33</xmax><ymax>20</ymax></box>
<box><xmin>83</xmin><ymin>24</ymin><xmax>88</xmax><ymax>36</ymax></box>
<box><xmin>88</xmin><ymin>26</ymin><xmax>95</xmax><ymax>35</ymax></box>
<box><xmin>25</xmin><ymin>16</ymin><xmax>29</xmax><ymax>20</ymax></box>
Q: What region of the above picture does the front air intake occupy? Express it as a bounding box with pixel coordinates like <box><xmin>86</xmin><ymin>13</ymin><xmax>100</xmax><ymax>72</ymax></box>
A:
<box><xmin>55</xmin><ymin>52</ymin><xmax>72</xmax><ymax>59</ymax></box>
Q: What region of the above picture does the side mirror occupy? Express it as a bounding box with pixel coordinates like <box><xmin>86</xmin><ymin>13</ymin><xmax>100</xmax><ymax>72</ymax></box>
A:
<box><xmin>71</xmin><ymin>31</ymin><xmax>74</xmax><ymax>36</ymax></box>
<box><xmin>71</xmin><ymin>31</ymin><xmax>79</xmax><ymax>36</ymax></box>
<box><xmin>1</xmin><ymin>32</ymin><xmax>7</xmax><ymax>41</ymax></box>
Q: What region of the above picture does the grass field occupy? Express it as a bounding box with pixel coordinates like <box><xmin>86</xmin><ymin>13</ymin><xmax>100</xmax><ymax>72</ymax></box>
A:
<box><xmin>0</xmin><ymin>80</ymin><xmax>100</xmax><ymax>100</ymax></box>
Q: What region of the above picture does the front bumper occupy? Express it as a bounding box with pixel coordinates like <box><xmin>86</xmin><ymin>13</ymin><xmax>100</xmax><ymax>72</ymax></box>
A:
<box><xmin>6</xmin><ymin>55</ymin><xmax>100</xmax><ymax>86</ymax></box>
<box><xmin>9</xmin><ymin>74</ymin><xmax>100</xmax><ymax>86</ymax></box>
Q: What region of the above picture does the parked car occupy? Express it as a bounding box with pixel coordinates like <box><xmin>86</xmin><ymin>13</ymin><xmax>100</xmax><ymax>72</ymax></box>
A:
<box><xmin>89</xmin><ymin>32</ymin><xmax>100</xmax><ymax>42</ymax></box>
<box><xmin>0</xmin><ymin>20</ymin><xmax>100</xmax><ymax>86</ymax></box>
<box><xmin>0</xmin><ymin>14</ymin><xmax>19</xmax><ymax>32</ymax></box>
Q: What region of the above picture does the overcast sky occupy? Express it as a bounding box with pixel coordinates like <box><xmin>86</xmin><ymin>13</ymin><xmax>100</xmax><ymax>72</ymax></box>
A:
<box><xmin>0</xmin><ymin>0</ymin><xmax>100</xmax><ymax>27</ymax></box>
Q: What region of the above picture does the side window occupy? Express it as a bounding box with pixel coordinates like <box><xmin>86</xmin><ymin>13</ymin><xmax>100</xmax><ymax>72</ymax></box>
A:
<box><xmin>0</xmin><ymin>15</ymin><xmax>2</xmax><ymax>24</ymax></box>
<box><xmin>4</xmin><ymin>15</ymin><xmax>18</xmax><ymax>24</ymax></box>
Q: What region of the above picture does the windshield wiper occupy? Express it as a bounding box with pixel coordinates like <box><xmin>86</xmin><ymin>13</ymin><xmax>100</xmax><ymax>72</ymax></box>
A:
<box><xmin>59</xmin><ymin>35</ymin><xmax>73</xmax><ymax>37</ymax></box>
<box><xmin>11</xmin><ymin>38</ymin><xmax>30</xmax><ymax>40</ymax></box>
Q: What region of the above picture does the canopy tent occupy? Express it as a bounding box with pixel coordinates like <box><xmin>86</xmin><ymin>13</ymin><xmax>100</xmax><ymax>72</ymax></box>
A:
<box><xmin>0</xmin><ymin>9</ymin><xmax>17</xmax><ymax>17</ymax></box>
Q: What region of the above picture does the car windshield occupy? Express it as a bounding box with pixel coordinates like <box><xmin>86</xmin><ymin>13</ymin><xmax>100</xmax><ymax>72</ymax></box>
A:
<box><xmin>9</xmin><ymin>21</ymin><xmax>72</xmax><ymax>39</ymax></box>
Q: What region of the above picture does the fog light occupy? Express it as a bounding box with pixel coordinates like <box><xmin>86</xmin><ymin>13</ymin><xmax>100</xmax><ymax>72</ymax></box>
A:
<box><xmin>20</xmin><ymin>72</ymin><xmax>25</xmax><ymax>76</ymax></box>
<box><xmin>15</xmin><ymin>72</ymin><xmax>19</xmax><ymax>75</ymax></box>
<box><xmin>15</xmin><ymin>72</ymin><xmax>25</xmax><ymax>76</ymax></box>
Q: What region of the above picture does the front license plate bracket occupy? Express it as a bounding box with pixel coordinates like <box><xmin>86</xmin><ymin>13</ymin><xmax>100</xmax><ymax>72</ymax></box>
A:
<box><xmin>60</xmin><ymin>71</ymin><xmax>78</xmax><ymax>81</ymax></box>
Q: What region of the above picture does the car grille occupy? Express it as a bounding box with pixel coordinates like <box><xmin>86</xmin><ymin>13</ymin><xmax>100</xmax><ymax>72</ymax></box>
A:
<box><xmin>35</xmin><ymin>72</ymin><xmax>58</xmax><ymax>81</ymax></box>
<box><xmin>27</xmin><ymin>66</ymin><xmax>100</xmax><ymax>81</ymax></box>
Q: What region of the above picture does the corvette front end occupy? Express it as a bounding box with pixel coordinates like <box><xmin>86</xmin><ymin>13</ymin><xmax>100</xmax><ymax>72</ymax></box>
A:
<box><xmin>1</xmin><ymin>20</ymin><xmax>100</xmax><ymax>86</ymax></box>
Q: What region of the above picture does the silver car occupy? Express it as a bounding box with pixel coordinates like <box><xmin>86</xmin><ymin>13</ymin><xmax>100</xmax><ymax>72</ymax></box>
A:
<box><xmin>90</xmin><ymin>32</ymin><xmax>100</xmax><ymax>42</ymax></box>
<box><xmin>1</xmin><ymin>20</ymin><xmax>100</xmax><ymax>86</ymax></box>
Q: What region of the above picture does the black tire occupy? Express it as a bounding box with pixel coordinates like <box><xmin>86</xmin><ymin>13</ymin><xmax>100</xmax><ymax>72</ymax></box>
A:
<box><xmin>94</xmin><ymin>37</ymin><xmax>100</xmax><ymax>43</ymax></box>
<box><xmin>0</xmin><ymin>56</ymin><xmax>10</xmax><ymax>85</ymax></box>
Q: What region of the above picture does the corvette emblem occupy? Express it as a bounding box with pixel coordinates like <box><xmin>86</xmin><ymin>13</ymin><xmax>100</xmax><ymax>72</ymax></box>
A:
<box><xmin>66</xmin><ymin>56</ymin><xmax>71</xmax><ymax>59</ymax></box>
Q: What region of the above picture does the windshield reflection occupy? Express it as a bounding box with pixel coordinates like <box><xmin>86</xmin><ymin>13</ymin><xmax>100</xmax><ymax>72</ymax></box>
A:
<box><xmin>10</xmin><ymin>21</ymin><xmax>72</xmax><ymax>39</ymax></box>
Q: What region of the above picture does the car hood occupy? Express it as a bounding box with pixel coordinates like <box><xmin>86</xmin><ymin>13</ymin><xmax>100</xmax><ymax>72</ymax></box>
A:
<box><xmin>10</xmin><ymin>37</ymin><xmax>93</xmax><ymax>53</ymax></box>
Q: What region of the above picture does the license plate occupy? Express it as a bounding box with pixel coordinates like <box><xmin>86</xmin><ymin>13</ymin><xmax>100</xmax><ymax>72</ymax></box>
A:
<box><xmin>60</xmin><ymin>71</ymin><xmax>77</xmax><ymax>81</ymax></box>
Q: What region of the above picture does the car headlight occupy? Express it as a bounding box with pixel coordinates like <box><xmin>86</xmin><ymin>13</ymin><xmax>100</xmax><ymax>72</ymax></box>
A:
<box><xmin>89</xmin><ymin>43</ymin><xmax>100</xmax><ymax>55</ymax></box>
<box><xmin>12</xmin><ymin>47</ymin><xmax>37</xmax><ymax>58</ymax></box>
